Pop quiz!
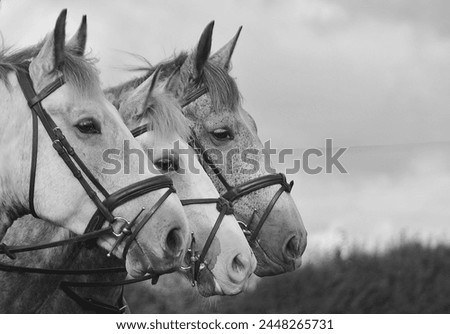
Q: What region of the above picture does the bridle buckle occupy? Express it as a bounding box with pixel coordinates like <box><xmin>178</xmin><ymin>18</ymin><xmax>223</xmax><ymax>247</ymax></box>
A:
<box><xmin>107</xmin><ymin>217</ymin><xmax>132</xmax><ymax>258</ymax></box>
<box><xmin>106</xmin><ymin>209</ymin><xmax>145</xmax><ymax>258</ymax></box>
<box><xmin>111</xmin><ymin>217</ymin><xmax>133</xmax><ymax>238</ymax></box>
<box><xmin>238</xmin><ymin>221</ymin><xmax>252</xmax><ymax>236</ymax></box>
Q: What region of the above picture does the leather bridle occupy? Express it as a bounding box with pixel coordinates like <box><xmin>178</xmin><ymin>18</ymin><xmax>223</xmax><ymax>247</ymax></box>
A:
<box><xmin>0</xmin><ymin>67</ymin><xmax>293</xmax><ymax>314</ymax></box>
<box><xmin>180</xmin><ymin>84</ymin><xmax>294</xmax><ymax>244</ymax></box>
<box><xmin>0</xmin><ymin>63</ymin><xmax>176</xmax><ymax>278</ymax></box>
<box><xmin>131</xmin><ymin>127</ymin><xmax>234</xmax><ymax>286</ymax></box>
<box><xmin>129</xmin><ymin>82</ymin><xmax>294</xmax><ymax>281</ymax></box>
<box><xmin>187</xmin><ymin>134</ymin><xmax>294</xmax><ymax>245</ymax></box>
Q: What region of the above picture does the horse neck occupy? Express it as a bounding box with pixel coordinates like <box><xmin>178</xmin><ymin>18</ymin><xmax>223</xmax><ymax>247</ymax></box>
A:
<box><xmin>36</xmin><ymin>246</ymin><xmax>126</xmax><ymax>313</ymax></box>
<box><xmin>0</xmin><ymin>74</ymin><xmax>30</xmax><ymax>238</ymax></box>
<box><xmin>0</xmin><ymin>75</ymin><xmax>126</xmax><ymax>312</ymax></box>
<box><xmin>0</xmin><ymin>216</ymin><xmax>74</xmax><ymax>313</ymax></box>
<box><xmin>0</xmin><ymin>215</ymin><xmax>126</xmax><ymax>313</ymax></box>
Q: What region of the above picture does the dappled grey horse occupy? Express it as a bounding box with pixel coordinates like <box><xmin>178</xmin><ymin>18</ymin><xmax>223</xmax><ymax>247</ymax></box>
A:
<box><xmin>124</xmin><ymin>22</ymin><xmax>308</xmax><ymax>276</ymax></box>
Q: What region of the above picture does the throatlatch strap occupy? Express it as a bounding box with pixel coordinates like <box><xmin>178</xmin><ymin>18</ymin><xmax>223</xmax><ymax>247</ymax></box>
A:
<box><xmin>29</xmin><ymin>111</ymin><xmax>38</xmax><ymax>218</ymax></box>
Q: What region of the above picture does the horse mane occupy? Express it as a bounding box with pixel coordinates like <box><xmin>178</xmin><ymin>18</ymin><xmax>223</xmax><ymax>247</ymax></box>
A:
<box><xmin>123</xmin><ymin>51</ymin><xmax>242</xmax><ymax>115</ymax></box>
<box><xmin>105</xmin><ymin>56</ymin><xmax>192</xmax><ymax>142</ymax></box>
<box><xmin>0</xmin><ymin>38</ymin><xmax>101</xmax><ymax>98</ymax></box>
<box><xmin>201</xmin><ymin>57</ymin><xmax>242</xmax><ymax>113</ymax></box>
<box><xmin>148</xmin><ymin>87</ymin><xmax>192</xmax><ymax>141</ymax></box>
<box><xmin>104</xmin><ymin>53</ymin><xmax>188</xmax><ymax>108</ymax></box>
<box><xmin>117</xmin><ymin>83</ymin><xmax>192</xmax><ymax>142</ymax></box>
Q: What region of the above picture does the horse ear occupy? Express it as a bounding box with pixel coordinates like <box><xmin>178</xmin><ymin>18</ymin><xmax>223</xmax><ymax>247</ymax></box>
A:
<box><xmin>67</xmin><ymin>15</ymin><xmax>87</xmax><ymax>56</ymax></box>
<box><xmin>120</xmin><ymin>67</ymin><xmax>162</xmax><ymax>120</ymax></box>
<box><xmin>195</xmin><ymin>20</ymin><xmax>214</xmax><ymax>75</ymax></box>
<box><xmin>210</xmin><ymin>26</ymin><xmax>242</xmax><ymax>71</ymax></box>
<box><xmin>53</xmin><ymin>9</ymin><xmax>67</xmax><ymax>71</ymax></box>
<box><xmin>29</xmin><ymin>9</ymin><xmax>67</xmax><ymax>85</ymax></box>
<box><xmin>179</xmin><ymin>21</ymin><xmax>214</xmax><ymax>80</ymax></box>
<box><xmin>164</xmin><ymin>66</ymin><xmax>183</xmax><ymax>99</ymax></box>
<box><xmin>143</xmin><ymin>66</ymin><xmax>162</xmax><ymax>108</ymax></box>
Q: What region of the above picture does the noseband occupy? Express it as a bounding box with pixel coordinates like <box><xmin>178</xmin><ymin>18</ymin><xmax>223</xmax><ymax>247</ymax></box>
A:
<box><xmin>179</xmin><ymin>196</ymin><xmax>233</xmax><ymax>286</ymax></box>
<box><xmin>0</xmin><ymin>63</ymin><xmax>175</xmax><ymax>261</ymax></box>
<box><xmin>188</xmin><ymin>134</ymin><xmax>293</xmax><ymax>245</ymax></box>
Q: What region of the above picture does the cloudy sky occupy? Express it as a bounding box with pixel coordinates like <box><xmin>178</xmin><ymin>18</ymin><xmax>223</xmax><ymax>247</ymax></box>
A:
<box><xmin>1</xmin><ymin>0</ymin><xmax>449</xmax><ymax>259</ymax></box>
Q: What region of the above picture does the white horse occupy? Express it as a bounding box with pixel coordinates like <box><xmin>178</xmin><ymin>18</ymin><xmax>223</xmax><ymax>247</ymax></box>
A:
<box><xmin>0</xmin><ymin>10</ymin><xmax>192</xmax><ymax>312</ymax></box>
<box><xmin>117</xmin><ymin>72</ymin><xmax>256</xmax><ymax>296</ymax></box>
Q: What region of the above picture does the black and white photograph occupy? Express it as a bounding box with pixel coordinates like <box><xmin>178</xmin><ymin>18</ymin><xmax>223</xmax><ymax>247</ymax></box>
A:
<box><xmin>0</xmin><ymin>0</ymin><xmax>449</xmax><ymax>331</ymax></box>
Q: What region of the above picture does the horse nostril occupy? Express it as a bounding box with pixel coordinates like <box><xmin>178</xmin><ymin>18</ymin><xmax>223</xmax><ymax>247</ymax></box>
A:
<box><xmin>165</xmin><ymin>228</ymin><xmax>183</xmax><ymax>256</ymax></box>
<box><xmin>232</xmin><ymin>253</ymin><xmax>246</xmax><ymax>273</ymax></box>
<box><xmin>227</xmin><ymin>253</ymin><xmax>253</xmax><ymax>285</ymax></box>
<box><xmin>284</xmin><ymin>235</ymin><xmax>304</xmax><ymax>260</ymax></box>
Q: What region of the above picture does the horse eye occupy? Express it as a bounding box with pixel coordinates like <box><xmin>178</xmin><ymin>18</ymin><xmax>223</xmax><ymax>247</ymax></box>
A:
<box><xmin>154</xmin><ymin>158</ymin><xmax>178</xmax><ymax>172</ymax></box>
<box><xmin>75</xmin><ymin>118</ymin><xmax>101</xmax><ymax>134</ymax></box>
<box><xmin>210</xmin><ymin>128</ymin><xmax>233</xmax><ymax>141</ymax></box>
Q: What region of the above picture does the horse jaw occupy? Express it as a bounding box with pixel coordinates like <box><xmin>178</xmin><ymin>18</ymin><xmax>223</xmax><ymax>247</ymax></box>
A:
<box><xmin>0</xmin><ymin>75</ymin><xmax>32</xmax><ymax>239</ymax></box>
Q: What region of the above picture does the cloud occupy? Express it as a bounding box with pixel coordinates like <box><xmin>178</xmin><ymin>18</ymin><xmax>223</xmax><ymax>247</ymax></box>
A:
<box><xmin>234</xmin><ymin>3</ymin><xmax>450</xmax><ymax>148</ymax></box>
<box><xmin>295</xmin><ymin>142</ymin><xmax>450</xmax><ymax>260</ymax></box>
<box><xmin>1</xmin><ymin>0</ymin><xmax>449</xmax><ymax>252</ymax></box>
<box><xmin>324</xmin><ymin>0</ymin><xmax>450</xmax><ymax>38</ymax></box>
<box><xmin>2</xmin><ymin>0</ymin><xmax>450</xmax><ymax>150</ymax></box>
